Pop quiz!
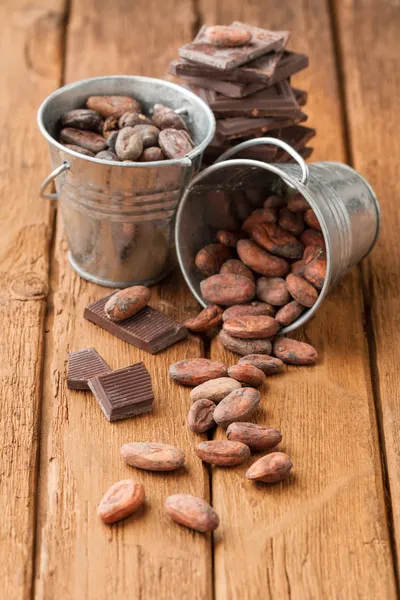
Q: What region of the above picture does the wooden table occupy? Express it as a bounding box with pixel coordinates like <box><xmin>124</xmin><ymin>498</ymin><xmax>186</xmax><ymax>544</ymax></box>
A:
<box><xmin>2</xmin><ymin>0</ymin><xmax>400</xmax><ymax>598</ymax></box>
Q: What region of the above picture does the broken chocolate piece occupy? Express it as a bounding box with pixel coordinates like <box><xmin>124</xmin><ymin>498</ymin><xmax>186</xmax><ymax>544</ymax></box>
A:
<box><xmin>88</xmin><ymin>362</ymin><xmax>154</xmax><ymax>421</ymax></box>
<box><xmin>84</xmin><ymin>293</ymin><xmax>188</xmax><ymax>354</ymax></box>
<box><xmin>67</xmin><ymin>348</ymin><xmax>111</xmax><ymax>390</ymax></box>
<box><xmin>215</xmin><ymin>113</ymin><xmax>307</xmax><ymax>141</ymax></box>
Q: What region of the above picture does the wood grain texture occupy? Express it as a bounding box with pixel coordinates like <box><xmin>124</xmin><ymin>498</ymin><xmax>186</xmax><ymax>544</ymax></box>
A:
<box><xmin>0</xmin><ymin>1</ymin><xmax>66</xmax><ymax>598</ymax></box>
<box><xmin>34</xmin><ymin>1</ymin><xmax>212</xmax><ymax>599</ymax></box>
<box><xmin>334</xmin><ymin>0</ymin><xmax>400</xmax><ymax>578</ymax></box>
<box><xmin>199</xmin><ymin>1</ymin><xmax>398</xmax><ymax>598</ymax></box>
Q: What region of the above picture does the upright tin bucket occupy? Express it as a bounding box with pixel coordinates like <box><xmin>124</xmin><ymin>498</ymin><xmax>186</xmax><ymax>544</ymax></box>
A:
<box><xmin>175</xmin><ymin>138</ymin><xmax>380</xmax><ymax>334</ymax></box>
<box><xmin>37</xmin><ymin>76</ymin><xmax>215</xmax><ymax>287</ymax></box>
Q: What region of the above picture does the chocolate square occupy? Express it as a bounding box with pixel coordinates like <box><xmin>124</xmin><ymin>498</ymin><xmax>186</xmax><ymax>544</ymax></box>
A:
<box><xmin>67</xmin><ymin>348</ymin><xmax>111</xmax><ymax>391</ymax></box>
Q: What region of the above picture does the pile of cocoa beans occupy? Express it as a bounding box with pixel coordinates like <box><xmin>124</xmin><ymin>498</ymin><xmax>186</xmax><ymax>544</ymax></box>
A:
<box><xmin>58</xmin><ymin>95</ymin><xmax>194</xmax><ymax>162</ymax></box>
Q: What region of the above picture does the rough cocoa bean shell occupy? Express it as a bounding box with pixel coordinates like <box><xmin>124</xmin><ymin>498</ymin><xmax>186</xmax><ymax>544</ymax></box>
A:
<box><xmin>189</xmin><ymin>377</ymin><xmax>241</xmax><ymax>404</ymax></box>
<box><xmin>275</xmin><ymin>301</ymin><xmax>304</xmax><ymax>327</ymax></box>
<box><xmin>137</xmin><ymin>147</ymin><xmax>165</xmax><ymax>162</ymax></box>
<box><xmin>64</xmin><ymin>144</ymin><xmax>95</xmax><ymax>157</ymax></box>
<box><xmin>106</xmin><ymin>130</ymin><xmax>119</xmax><ymax>152</ymax></box>
<box><xmin>196</xmin><ymin>440</ymin><xmax>251</xmax><ymax>466</ymax></box>
<box><xmin>223</xmin><ymin>315</ymin><xmax>280</xmax><ymax>339</ymax></box>
<box><xmin>304</xmin><ymin>208</ymin><xmax>322</xmax><ymax>231</ymax></box>
<box><xmin>213</xmin><ymin>387</ymin><xmax>261</xmax><ymax>428</ymax></box>
<box><xmin>195</xmin><ymin>244</ymin><xmax>232</xmax><ymax>276</ymax></box>
<box><xmin>287</xmin><ymin>193</ymin><xmax>310</xmax><ymax>212</ymax></box>
<box><xmin>98</xmin><ymin>479</ymin><xmax>145</xmax><ymax>524</ymax></box>
<box><xmin>242</xmin><ymin>208</ymin><xmax>277</xmax><ymax>234</ymax></box>
<box><xmin>278</xmin><ymin>207</ymin><xmax>305</xmax><ymax>237</ymax></box>
<box><xmin>251</xmin><ymin>223</ymin><xmax>304</xmax><ymax>260</ymax></box>
<box><xmin>264</xmin><ymin>194</ymin><xmax>285</xmax><ymax>209</ymax></box>
<box><xmin>200</xmin><ymin>273</ymin><xmax>256</xmax><ymax>306</ymax></box>
<box><xmin>246</xmin><ymin>451</ymin><xmax>293</xmax><ymax>483</ymax></box>
<box><xmin>184</xmin><ymin>304</ymin><xmax>223</xmax><ymax>332</ymax></box>
<box><xmin>87</xmin><ymin>95</ymin><xmax>141</xmax><ymax>118</ymax></box>
<box><xmin>237</xmin><ymin>239</ymin><xmax>289</xmax><ymax>277</ymax></box>
<box><xmin>227</xmin><ymin>364</ymin><xmax>266</xmax><ymax>387</ymax></box>
<box><xmin>152</xmin><ymin>104</ymin><xmax>188</xmax><ymax>131</ymax></box>
<box><xmin>216</xmin><ymin>230</ymin><xmax>241</xmax><ymax>247</ymax></box>
<box><xmin>103</xmin><ymin>116</ymin><xmax>119</xmax><ymax>138</ymax></box>
<box><xmin>226</xmin><ymin>423</ymin><xmax>282</xmax><ymax>451</ymax></box>
<box><xmin>159</xmin><ymin>129</ymin><xmax>194</xmax><ymax>158</ymax></box>
<box><xmin>219</xmin><ymin>330</ymin><xmax>272</xmax><ymax>356</ymax></box>
<box><xmin>60</xmin><ymin>127</ymin><xmax>107</xmax><ymax>154</ymax></box>
<box><xmin>164</xmin><ymin>494</ymin><xmax>219</xmax><ymax>532</ymax></box>
<box><xmin>286</xmin><ymin>274</ymin><xmax>318</xmax><ymax>307</ymax></box>
<box><xmin>169</xmin><ymin>358</ymin><xmax>227</xmax><ymax>386</ymax></box>
<box><xmin>104</xmin><ymin>285</ymin><xmax>151</xmax><ymax>321</ymax></box>
<box><xmin>205</xmin><ymin>25</ymin><xmax>252</xmax><ymax>47</ymax></box>
<box><xmin>115</xmin><ymin>127</ymin><xmax>144</xmax><ymax>160</ymax></box>
<box><xmin>300</xmin><ymin>229</ymin><xmax>325</xmax><ymax>248</ymax></box>
<box><xmin>303</xmin><ymin>245</ymin><xmax>327</xmax><ymax>290</ymax></box>
<box><xmin>273</xmin><ymin>336</ymin><xmax>318</xmax><ymax>365</ymax></box>
<box><xmin>256</xmin><ymin>277</ymin><xmax>290</xmax><ymax>306</ymax></box>
<box><xmin>290</xmin><ymin>259</ymin><xmax>306</xmax><ymax>277</ymax></box>
<box><xmin>219</xmin><ymin>259</ymin><xmax>254</xmax><ymax>282</ymax></box>
<box><xmin>222</xmin><ymin>302</ymin><xmax>275</xmax><ymax>321</ymax></box>
<box><xmin>238</xmin><ymin>354</ymin><xmax>284</xmax><ymax>375</ymax></box>
<box><xmin>61</xmin><ymin>109</ymin><xmax>103</xmax><ymax>132</ymax></box>
<box><xmin>96</xmin><ymin>150</ymin><xmax>119</xmax><ymax>161</ymax></box>
<box><xmin>120</xmin><ymin>442</ymin><xmax>185</xmax><ymax>471</ymax></box>
<box><xmin>188</xmin><ymin>399</ymin><xmax>216</xmax><ymax>433</ymax></box>
<box><xmin>132</xmin><ymin>124</ymin><xmax>160</xmax><ymax>148</ymax></box>
<box><xmin>119</xmin><ymin>112</ymin><xmax>154</xmax><ymax>128</ymax></box>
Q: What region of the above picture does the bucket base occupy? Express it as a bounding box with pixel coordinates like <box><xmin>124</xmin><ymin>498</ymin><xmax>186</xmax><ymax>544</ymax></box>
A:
<box><xmin>68</xmin><ymin>252</ymin><xmax>175</xmax><ymax>288</ymax></box>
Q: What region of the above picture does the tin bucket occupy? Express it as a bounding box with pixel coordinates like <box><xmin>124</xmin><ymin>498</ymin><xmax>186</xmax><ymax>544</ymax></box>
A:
<box><xmin>175</xmin><ymin>138</ymin><xmax>380</xmax><ymax>334</ymax></box>
<box><xmin>37</xmin><ymin>76</ymin><xmax>215</xmax><ymax>287</ymax></box>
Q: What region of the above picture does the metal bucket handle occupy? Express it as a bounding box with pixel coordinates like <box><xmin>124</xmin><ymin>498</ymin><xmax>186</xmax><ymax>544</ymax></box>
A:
<box><xmin>214</xmin><ymin>137</ymin><xmax>310</xmax><ymax>188</ymax></box>
<box><xmin>39</xmin><ymin>161</ymin><xmax>70</xmax><ymax>200</ymax></box>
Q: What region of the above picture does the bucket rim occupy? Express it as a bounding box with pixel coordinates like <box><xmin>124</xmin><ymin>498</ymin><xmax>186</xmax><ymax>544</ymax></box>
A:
<box><xmin>37</xmin><ymin>75</ymin><xmax>216</xmax><ymax>169</ymax></box>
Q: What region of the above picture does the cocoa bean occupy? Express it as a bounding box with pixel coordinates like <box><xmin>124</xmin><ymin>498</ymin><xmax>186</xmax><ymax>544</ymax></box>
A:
<box><xmin>60</xmin><ymin>109</ymin><xmax>103</xmax><ymax>132</ymax></box>
<box><xmin>137</xmin><ymin>147</ymin><xmax>165</xmax><ymax>162</ymax></box>
<box><xmin>251</xmin><ymin>223</ymin><xmax>304</xmax><ymax>260</ymax></box>
<box><xmin>223</xmin><ymin>315</ymin><xmax>280</xmax><ymax>339</ymax></box>
<box><xmin>119</xmin><ymin>112</ymin><xmax>154</xmax><ymax>128</ymax></box>
<box><xmin>286</xmin><ymin>273</ymin><xmax>318</xmax><ymax>307</ymax></box>
<box><xmin>213</xmin><ymin>387</ymin><xmax>260</xmax><ymax>428</ymax></box>
<box><xmin>264</xmin><ymin>194</ymin><xmax>286</xmax><ymax>209</ymax></box>
<box><xmin>98</xmin><ymin>479</ymin><xmax>145</xmax><ymax>524</ymax></box>
<box><xmin>184</xmin><ymin>304</ymin><xmax>223</xmax><ymax>332</ymax></box>
<box><xmin>304</xmin><ymin>208</ymin><xmax>322</xmax><ymax>231</ymax></box>
<box><xmin>115</xmin><ymin>127</ymin><xmax>143</xmax><ymax>160</ymax></box>
<box><xmin>132</xmin><ymin>124</ymin><xmax>160</xmax><ymax>148</ymax></box>
<box><xmin>216</xmin><ymin>230</ymin><xmax>241</xmax><ymax>247</ymax></box>
<box><xmin>96</xmin><ymin>150</ymin><xmax>119</xmax><ymax>161</ymax></box>
<box><xmin>152</xmin><ymin>104</ymin><xmax>188</xmax><ymax>131</ymax></box>
<box><xmin>103</xmin><ymin>116</ymin><xmax>119</xmax><ymax>138</ymax></box>
<box><xmin>278</xmin><ymin>207</ymin><xmax>305</xmax><ymax>237</ymax></box>
<box><xmin>287</xmin><ymin>192</ymin><xmax>310</xmax><ymax>212</ymax></box>
<box><xmin>273</xmin><ymin>336</ymin><xmax>318</xmax><ymax>365</ymax></box>
<box><xmin>222</xmin><ymin>301</ymin><xmax>275</xmax><ymax>321</ymax></box>
<box><xmin>188</xmin><ymin>399</ymin><xmax>216</xmax><ymax>433</ymax></box>
<box><xmin>256</xmin><ymin>276</ymin><xmax>290</xmax><ymax>306</ymax></box>
<box><xmin>242</xmin><ymin>208</ymin><xmax>277</xmax><ymax>233</ymax></box>
<box><xmin>303</xmin><ymin>245</ymin><xmax>327</xmax><ymax>290</ymax></box>
<box><xmin>190</xmin><ymin>377</ymin><xmax>241</xmax><ymax>404</ymax></box>
<box><xmin>200</xmin><ymin>273</ymin><xmax>256</xmax><ymax>306</ymax></box>
<box><xmin>159</xmin><ymin>128</ymin><xmax>194</xmax><ymax>158</ymax></box>
<box><xmin>220</xmin><ymin>259</ymin><xmax>254</xmax><ymax>282</ymax></box>
<box><xmin>300</xmin><ymin>228</ymin><xmax>325</xmax><ymax>248</ymax></box>
<box><xmin>290</xmin><ymin>259</ymin><xmax>306</xmax><ymax>277</ymax></box>
<box><xmin>195</xmin><ymin>244</ymin><xmax>232</xmax><ymax>276</ymax></box>
<box><xmin>232</xmin><ymin>190</ymin><xmax>252</xmax><ymax>221</ymax></box>
<box><xmin>104</xmin><ymin>285</ymin><xmax>151</xmax><ymax>321</ymax></box>
<box><xmin>196</xmin><ymin>440</ymin><xmax>251</xmax><ymax>466</ymax></box>
<box><xmin>106</xmin><ymin>130</ymin><xmax>119</xmax><ymax>152</ymax></box>
<box><xmin>205</xmin><ymin>25</ymin><xmax>252</xmax><ymax>47</ymax></box>
<box><xmin>237</xmin><ymin>239</ymin><xmax>289</xmax><ymax>277</ymax></box>
<box><xmin>226</xmin><ymin>423</ymin><xmax>282</xmax><ymax>451</ymax></box>
<box><xmin>164</xmin><ymin>494</ymin><xmax>219</xmax><ymax>532</ymax></box>
<box><xmin>218</xmin><ymin>330</ymin><xmax>272</xmax><ymax>356</ymax></box>
<box><xmin>275</xmin><ymin>301</ymin><xmax>304</xmax><ymax>327</ymax></box>
<box><xmin>60</xmin><ymin>127</ymin><xmax>107</xmax><ymax>154</ymax></box>
<box><xmin>64</xmin><ymin>144</ymin><xmax>95</xmax><ymax>157</ymax></box>
<box><xmin>87</xmin><ymin>95</ymin><xmax>141</xmax><ymax>118</ymax></box>
<box><xmin>227</xmin><ymin>364</ymin><xmax>265</xmax><ymax>387</ymax></box>
<box><xmin>120</xmin><ymin>442</ymin><xmax>185</xmax><ymax>471</ymax></box>
<box><xmin>246</xmin><ymin>451</ymin><xmax>293</xmax><ymax>483</ymax></box>
<box><xmin>169</xmin><ymin>358</ymin><xmax>227</xmax><ymax>386</ymax></box>
<box><xmin>238</xmin><ymin>354</ymin><xmax>284</xmax><ymax>375</ymax></box>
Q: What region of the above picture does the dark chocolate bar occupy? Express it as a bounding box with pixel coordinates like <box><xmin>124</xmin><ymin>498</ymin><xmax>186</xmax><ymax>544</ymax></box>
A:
<box><xmin>215</xmin><ymin>113</ymin><xmax>308</xmax><ymax>141</ymax></box>
<box><xmin>176</xmin><ymin>76</ymin><xmax>268</xmax><ymax>99</ymax></box>
<box><xmin>269</xmin><ymin>52</ymin><xmax>309</xmax><ymax>85</ymax></box>
<box><xmin>292</xmin><ymin>88</ymin><xmax>308</xmax><ymax>106</ymax></box>
<box><xmin>67</xmin><ymin>348</ymin><xmax>111</xmax><ymax>390</ymax></box>
<box><xmin>88</xmin><ymin>362</ymin><xmax>154</xmax><ymax>421</ymax></box>
<box><xmin>179</xmin><ymin>23</ymin><xmax>289</xmax><ymax>71</ymax></box>
<box><xmin>84</xmin><ymin>293</ymin><xmax>188</xmax><ymax>354</ymax></box>
<box><xmin>269</xmin><ymin>125</ymin><xmax>316</xmax><ymax>150</ymax></box>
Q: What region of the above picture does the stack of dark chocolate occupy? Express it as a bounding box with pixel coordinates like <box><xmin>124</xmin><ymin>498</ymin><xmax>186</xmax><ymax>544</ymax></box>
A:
<box><xmin>169</xmin><ymin>23</ymin><xmax>315</xmax><ymax>165</ymax></box>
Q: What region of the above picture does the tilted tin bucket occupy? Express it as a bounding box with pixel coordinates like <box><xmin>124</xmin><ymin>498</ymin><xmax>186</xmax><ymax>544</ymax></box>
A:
<box><xmin>37</xmin><ymin>76</ymin><xmax>215</xmax><ymax>287</ymax></box>
<box><xmin>175</xmin><ymin>138</ymin><xmax>380</xmax><ymax>334</ymax></box>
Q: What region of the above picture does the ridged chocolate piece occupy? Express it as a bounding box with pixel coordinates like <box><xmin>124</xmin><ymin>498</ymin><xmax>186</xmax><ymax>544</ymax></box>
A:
<box><xmin>84</xmin><ymin>293</ymin><xmax>187</xmax><ymax>354</ymax></box>
<box><xmin>215</xmin><ymin>113</ymin><xmax>307</xmax><ymax>141</ymax></box>
<box><xmin>67</xmin><ymin>348</ymin><xmax>111</xmax><ymax>390</ymax></box>
<box><xmin>88</xmin><ymin>362</ymin><xmax>154</xmax><ymax>422</ymax></box>
<box><xmin>179</xmin><ymin>23</ymin><xmax>289</xmax><ymax>71</ymax></box>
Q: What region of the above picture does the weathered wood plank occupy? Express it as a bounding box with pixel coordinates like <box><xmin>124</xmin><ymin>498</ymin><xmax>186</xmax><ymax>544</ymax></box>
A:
<box><xmin>198</xmin><ymin>0</ymin><xmax>398</xmax><ymax>597</ymax></box>
<box><xmin>334</xmin><ymin>0</ymin><xmax>400</xmax><ymax>580</ymax></box>
<box><xmin>34</xmin><ymin>1</ymin><xmax>212</xmax><ymax>599</ymax></box>
<box><xmin>0</xmin><ymin>2</ymin><xmax>66</xmax><ymax>598</ymax></box>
